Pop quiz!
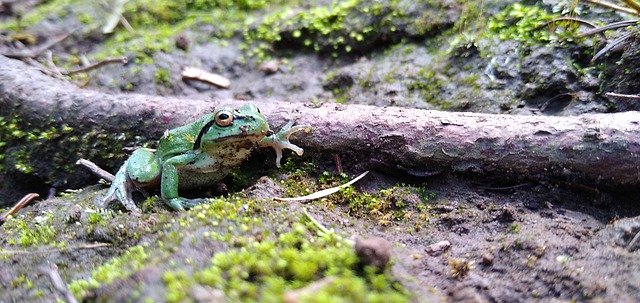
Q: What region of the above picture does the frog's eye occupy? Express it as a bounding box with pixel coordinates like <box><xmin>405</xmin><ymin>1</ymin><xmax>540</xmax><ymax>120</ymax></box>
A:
<box><xmin>215</xmin><ymin>110</ymin><xmax>234</xmax><ymax>127</ymax></box>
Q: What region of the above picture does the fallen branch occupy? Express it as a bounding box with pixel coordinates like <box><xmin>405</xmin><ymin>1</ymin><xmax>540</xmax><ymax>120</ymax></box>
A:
<box><xmin>61</xmin><ymin>56</ymin><xmax>128</xmax><ymax>76</ymax></box>
<box><xmin>76</xmin><ymin>158</ymin><xmax>115</xmax><ymax>182</ymax></box>
<box><xmin>605</xmin><ymin>92</ymin><xmax>640</xmax><ymax>100</ymax></box>
<box><xmin>274</xmin><ymin>171</ymin><xmax>369</xmax><ymax>202</ymax></box>
<box><xmin>0</xmin><ymin>193</ymin><xmax>39</xmax><ymax>224</ymax></box>
<box><xmin>583</xmin><ymin>0</ymin><xmax>640</xmax><ymax>15</ymax></box>
<box><xmin>41</xmin><ymin>265</ymin><xmax>79</xmax><ymax>303</ymax></box>
<box><xmin>0</xmin><ymin>32</ymin><xmax>72</xmax><ymax>59</ymax></box>
<box><xmin>0</xmin><ymin>242</ymin><xmax>112</xmax><ymax>255</ymax></box>
<box><xmin>0</xmin><ymin>55</ymin><xmax>639</xmax><ymax>193</ymax></box>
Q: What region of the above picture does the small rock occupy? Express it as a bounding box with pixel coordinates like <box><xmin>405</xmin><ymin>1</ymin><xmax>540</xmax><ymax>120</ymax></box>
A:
<box><xmin>425</xmin><ymin>240</ymin><xmax>451</xmax><ymax>256</ymax></box>
<box><xmin>480</xmin><ymin>252</ymin><xmax>494</xmax><ymax>265</ymax></box>
<box><xmin>258</xmin><ymin>59</ymin><xmax>279</xmax><ymax>74</ymax></box>
<box><xmin>495</xmin><ymin>205</ymin><xmax>517</xmax><ymax>223</ymax></box>
<box><xmin>355</xmin><ymin>237</ymin><xmax>392</xmax><ymax>270</ymax></box>
<box><xmin>175</xmin><ymin>34</ymin><xmax>190</xmax><ymax>51</ymax></box>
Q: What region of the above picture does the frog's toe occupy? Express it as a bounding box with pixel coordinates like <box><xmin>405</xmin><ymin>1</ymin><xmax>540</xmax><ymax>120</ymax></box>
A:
<box><xmin>166</xmin><ymin>198</ymin><xmax>186</xmax><ymax>211</ymax></box>
<box><xmin>166</xmin><ymin>198</ymin><xmax>208</xmax><ymax>211</ymax></box>
<box><xmin>182</xmin><ymin>198</ymin><xmax>208</xmax><ymax>209</ymax></box>
<box><xmin>99</xmin><ymin>180</ymin><xmax>141</xmax><ymax>212</ymax></box>
<box><xmin>282</xmin><ymin>124</ymin><xmax>312</xmax><ymax>139</ymax></box>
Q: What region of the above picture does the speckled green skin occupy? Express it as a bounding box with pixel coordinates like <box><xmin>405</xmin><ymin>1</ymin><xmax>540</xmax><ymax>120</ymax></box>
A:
<box><xmin>100</xmin><ymin>104</ymin><xmax>310</xmax><ymax>212</ymax></box>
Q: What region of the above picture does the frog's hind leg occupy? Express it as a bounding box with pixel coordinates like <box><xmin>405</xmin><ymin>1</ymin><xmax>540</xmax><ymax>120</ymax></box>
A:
<box><xmin>126</xmin><ymin>149</ymin><xmax>162</xmax><ymax>186</ymax></box>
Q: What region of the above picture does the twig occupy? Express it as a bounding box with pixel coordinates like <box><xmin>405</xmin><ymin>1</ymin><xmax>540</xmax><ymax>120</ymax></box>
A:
<box><xmin>41</xmin><ymin>264</ymin><xmax>79</xmax><ymax>303</ymax></box>
<box><xmin>477</xmin><ymin>183</ymin><xmax>533</xmax><ymax>192</ymax></box>
<box><xmin>333</xmin><ymin>154</ymin><xmax>343</xmax><ymax>174</ymax></box>
<box><xmin>582</xmin><ymin>0</ymin><xmax>640</xmax><ymax>15</ymax></box>
<box><xmin>591</xmin><ymin>31</ymin><xmax>634</xmax><ymax>62</ymax></box>
<box><xmin>542</xmin><ymin>17</ymin><xmax>607</xmax><ymax>40</ymax></box>
<box><xmin>621</xmin><ymin>0</ymin><xmax>640</xmax><ymax>14</ymax></box>
<box><xmin>627</xmin><ymin>230</ymin><xmax>640</xmax><ymax>251</ymax></box>
<box><xmin>76</xmin><ymin>158</ymin><xmax>115</xmax><ymax>182</ymax></box>
<box><xmin>45</xmin><ymin>50</ymin><xmax>66</xmax><ymax>80</ymax></box>
<box><xmin>605</xmin><ymin>92</ymin><xmax>640</xmax><ymax>99</ymax></box>
<box><xmin>0</xmin><ymin>193</ymin><xmax>39</xmax><ymax>224</ymax></box>
<box><xmin>579</xmin><ymin>20</ymin><xmax>639</xmax><ymax>37</ymax></box>
<box><xmin>102</xmin><ymin>0</ymin><xmax>131</xmax><ymax>34</ymax></box>
<box><xmin>540</xmin><ymin>92</ymin><xmax>575</xmax><ymax>112</ymax></box>
<box><xmin>62</xmin><ymin>57</ymin><xmax>128</xmax><ymax>76</ymax></box>
<box><xmin>0</xmin><ymin>32</ymin><xmax>72</xmax><ymax>59</ymax></box>
<box><xmin>0</xmin><ymin>242</ymin><xmax>112</xmax><ymax>255</ymax></box>
<box><xmin>274</xmin><ymin>171</ymin><xmax>369</xmax><ymax>203</ymax></box>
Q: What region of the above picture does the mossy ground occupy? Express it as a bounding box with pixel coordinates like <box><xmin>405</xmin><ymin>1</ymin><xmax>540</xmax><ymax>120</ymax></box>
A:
<box><xmin>0</xmin><ymin>170</ymin><xmax>423</xmax><ymax>302</ymax></box>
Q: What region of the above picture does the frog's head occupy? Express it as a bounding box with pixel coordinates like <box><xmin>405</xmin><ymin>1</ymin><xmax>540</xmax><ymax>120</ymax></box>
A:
<box><xmin>194</xmin><ymin>104</ymin><xmax>270</xmax><ymax>150</ymax></box>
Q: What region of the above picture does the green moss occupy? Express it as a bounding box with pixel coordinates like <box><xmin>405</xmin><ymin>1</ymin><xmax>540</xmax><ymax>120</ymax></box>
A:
<box><xmin>508</xmin><ymin>223</ymin><xmax>521</xmax><ymax>234</ymax></box>
<box><xmin>68</xmin><ymin>245</ymin><xmax>149</xmax><ymax>299</ymax></box>
<box><xmin>242</xmin><ymin>0</ymin><xmax>407</xmax><ymax>60</ymax></box>
<box><xmin>93</xmin><ymin>0</ymin><xmax>282</xmax><ymax>61</ymax></box>
<box><xmin>279</xmin><ymin>170</ymin><xmax>436</xmax><ymax>226</ymax></box>
<box><xmin>192</xmin><ymin>217</ymin><xmax>408</xmax><ymax>302</ymax></box>
<box><xmin>154</xmin><ymin>68</ymin><xmax>171</xmax><ymax>87</ymax></box>
<box><xmin>407</xmin><ymin>68</ymin><xmax>449</xmax><ymax>109</ymax></box>
<box><xmin>163</xmin><ymin>271</ymin><xmax>193</xmax><ymax>303</ymax></box>
<box><xmin>484</xmin><ymin>3</ymin><xmax>564</xmax><ymax>45</ymax></box>
<box><xmin>4</xmin><ymin>212</ymin><xmax>60</xmax><ymax>247</ymax></box>
<box><xmin>11</xmin><ymin>274</ymin><xmax>33</xmax><ymax>289</ymax></box>
<box><xmin>0</xmin><ymin>0</ymin><xmax>80</xmax><ymax>31</ymax></box>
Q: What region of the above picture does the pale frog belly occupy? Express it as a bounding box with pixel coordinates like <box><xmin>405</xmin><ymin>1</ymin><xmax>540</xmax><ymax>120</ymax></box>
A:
<box><xmin>176</xmin><ymin>150</ymin><xmax>250</xmax><ymax>189</ymax></box>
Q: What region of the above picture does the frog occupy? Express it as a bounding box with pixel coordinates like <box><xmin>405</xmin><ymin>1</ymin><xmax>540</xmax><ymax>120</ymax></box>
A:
<box><xmin>98</xmin><ymin>103</ymin><xmax>311</xmax><ymax>212</ymax></box>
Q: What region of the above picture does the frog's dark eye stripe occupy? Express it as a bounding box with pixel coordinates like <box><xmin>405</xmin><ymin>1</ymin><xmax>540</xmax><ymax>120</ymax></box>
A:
<box><xmin>193</xmin><ymin>119</ymin><xmax>217</xmax><ymax>150</ymax></box>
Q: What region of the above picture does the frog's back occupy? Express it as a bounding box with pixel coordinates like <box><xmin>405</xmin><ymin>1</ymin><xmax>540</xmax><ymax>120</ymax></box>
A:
<box><xmin>156</xmin><ymin>114</ymin><xmax>213</xmax><ymax>160</ymax></box>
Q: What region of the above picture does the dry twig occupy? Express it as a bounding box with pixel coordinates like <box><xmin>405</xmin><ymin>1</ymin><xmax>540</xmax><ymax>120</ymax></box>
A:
<box><xmin>0</xmin><ymin>32</ymin><xmax>72</xmax><ymax>59</ymax></box>
<box><xmin>42</xmin><ymin>265</ymin><xmax>79</xmax><ymax>303</ymax></box>
<box><xmin>76</xmin><ymin>158</ymin><xmax>115</xmax><ymax>182</ymax></box>
<box><xmin>583</xmin><ymin>0</ymin><xmax>640</xmax><ymax>15</ymax></box>
<box><xmin>605</xmin><ymin>92</ymin><xmax>640</xmax><ymax>99</ymax></box>
<box><xmin>274</xmin><ymin>171</ymin><xmax>369</xmax><ymax>203</ymax></box>
<box><xmin>0</xmin><ymin>242</ymin><xmax>112</xmax><ymax>255</ymax></box>
<box><xmin>621</xmin><ymin>0</ymin><xmax>640</xmax><ymax>14</ymax></box>
<box><xmin>45</xmin><ymin>50</ymin><xmax>66</xmax><ymax>79</ymax></box>
<box><xmin>0</xmin><ymin>193</ymin><xmax>39</xmax><ymax>224</ymax></box>
<box><xmin>62</xmin><ymin>57</ymin><xmax>128</xmax><ymax>75</ymax></box>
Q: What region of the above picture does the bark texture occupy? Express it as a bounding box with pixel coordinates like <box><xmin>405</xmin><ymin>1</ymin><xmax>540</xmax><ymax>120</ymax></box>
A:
<box><xmin>1</xmin><ymin>55</ymin><xmax>639</xmax><ymax>193</ymax></box>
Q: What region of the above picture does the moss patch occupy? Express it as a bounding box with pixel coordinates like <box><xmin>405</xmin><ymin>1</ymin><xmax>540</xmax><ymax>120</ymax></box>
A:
<box><xmin>185</xmin><ymin>202</ymin><xmax>409</xmax><ymax>302</ymax></box>
<box><xmin>68</xmin><ymin>245</ymin><xmax>150</xmax><ymax>299</ymax></box>
<box><xmin>2</xmin><ymin>211</ymin><xmax>60</xmax><ymax>247</ymax></box>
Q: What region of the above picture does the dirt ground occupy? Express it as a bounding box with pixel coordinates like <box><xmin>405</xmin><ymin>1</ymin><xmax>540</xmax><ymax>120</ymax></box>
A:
<box><xmin>1</xmin><ymin>0</ymin><xmax>639</xmax><ymax>302</ymax></box>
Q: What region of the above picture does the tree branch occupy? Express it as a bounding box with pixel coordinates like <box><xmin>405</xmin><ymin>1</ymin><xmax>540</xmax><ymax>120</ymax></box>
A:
<box><xmin>0</xmin><ymin>55</ymin><xmax>639</xmax><ymax>192</ymax></box>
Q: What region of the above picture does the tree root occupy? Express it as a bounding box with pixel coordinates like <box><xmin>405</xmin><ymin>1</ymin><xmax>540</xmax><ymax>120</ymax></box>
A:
<box><xmin>0</xmin><ymin>55</ymin><xmax>639</xmax><ymax>194</ymax></box>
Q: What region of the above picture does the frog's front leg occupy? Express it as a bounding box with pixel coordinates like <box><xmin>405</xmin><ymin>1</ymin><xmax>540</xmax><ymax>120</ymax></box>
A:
<box><xmin>99</xmin><ymin>148</ymin><xmax>161</xmax><ymax>212</ymax></box>
<box><xmin>259</xmin><ymin>120</ymin><xmax>312</xmax><ymax>167</ymax></box>
<box><xmin>160</xmin><ymin>153</ymin><xmax>207</xmax><ymax>211</ymax></box>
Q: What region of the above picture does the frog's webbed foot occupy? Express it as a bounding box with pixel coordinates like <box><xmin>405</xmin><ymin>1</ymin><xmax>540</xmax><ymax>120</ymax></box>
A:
<box><xmin>98</xmin><ymin>168</ymin><xmax>141</xmax><ymax>213</ymax></box>
<box><xmin>166</xmin><ymin>198</ymin><xmax>208</xmax><ymax>211</ymax></box>
<box><xmin>259</xmin><ymin>120</ymin><xmax>312</xmax><ymax>167</ymax></box>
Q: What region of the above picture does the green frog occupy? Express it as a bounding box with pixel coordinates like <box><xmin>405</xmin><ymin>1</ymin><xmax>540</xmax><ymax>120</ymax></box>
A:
<box><xmin>98</xmin><ymin>104</ymin><xmax>311</xmax><ymax>212</ymax></box>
